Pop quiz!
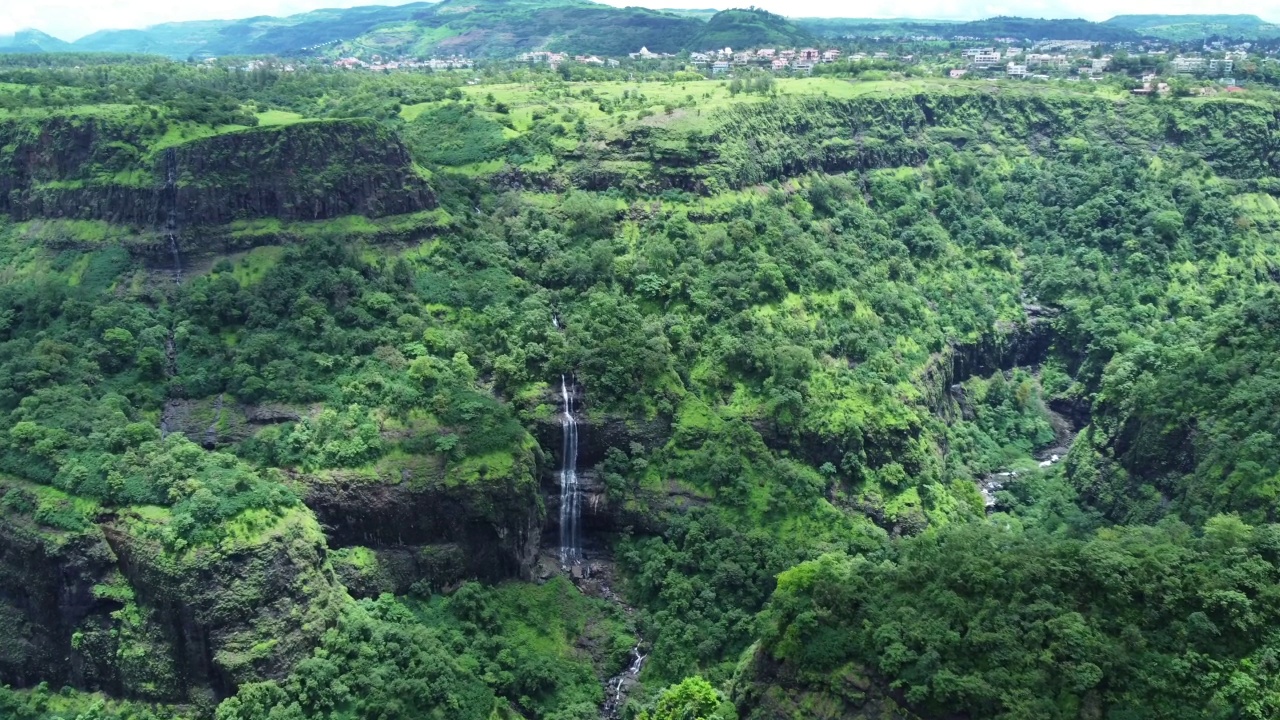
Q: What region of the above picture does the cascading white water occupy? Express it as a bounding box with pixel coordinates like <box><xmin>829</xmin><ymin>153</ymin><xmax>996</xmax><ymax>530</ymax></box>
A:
<box><xmin>164</xmin><ymin>148</ymin><xmax>182</xmax><ymax>284</ymax></box>
<box><xmin>602</xmin><ymin>645</ymin><xmax>646</xmax><ymax>718</ymax></box>
<box><xmin>558</xmin><ymin>374</ymin><xmax>581</xmax><ymax>568</ymax></box>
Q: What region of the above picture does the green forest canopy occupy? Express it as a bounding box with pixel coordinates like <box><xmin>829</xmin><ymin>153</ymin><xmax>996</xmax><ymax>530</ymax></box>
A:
<box><xmin>2</xmin><ymin>57</ymin><xmax>1280</xmax><ymax>720</ymax></box>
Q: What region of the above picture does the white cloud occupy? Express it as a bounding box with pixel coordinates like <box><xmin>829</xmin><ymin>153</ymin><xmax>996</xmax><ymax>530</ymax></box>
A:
<box><xmin>4</xmin><ymin>0</ymin><xmax>1280</xmax><ymax>42</ymax></box>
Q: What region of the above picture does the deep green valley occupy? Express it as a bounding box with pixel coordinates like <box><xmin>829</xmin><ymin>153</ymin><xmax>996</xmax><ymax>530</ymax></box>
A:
<box><xmin>4</xmin><ymin>30</ymin><xmax>1280</xmax><ymax>720</ymax></box>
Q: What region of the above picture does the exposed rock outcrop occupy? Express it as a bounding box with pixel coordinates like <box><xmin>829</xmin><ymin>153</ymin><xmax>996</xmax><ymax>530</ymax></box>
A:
<box><xmin>0</xmin><ymin>116</ymin><xmax>435</xmax><ymax>227</ymax></box>
<box><xmin>920</xmin><ymin>307</ymin><xmax>1057</xmax><ymax>420</ymax></box>
<box><xmin>299</xmin><ymin>442</ymin><xmax>544</xmax><ymax>582</ymax></box>
<box><xmin>101</xmin><ymin>506</ymin><xmax>347</xmax><ymax>697</ymax></box>
<box><xmin>0</xmin><ymin>511</ymin><xmax>121</xmax><ymax>691</ymax></box>
<box><xmin>0</xmin><ymin>478</ymin><xmax>345</xmax><ymax>704</ymax></box>
<box><xmin>159</xmin><ymin>396</ymin><xmax>300</xmax><ymax>448</ymax></box>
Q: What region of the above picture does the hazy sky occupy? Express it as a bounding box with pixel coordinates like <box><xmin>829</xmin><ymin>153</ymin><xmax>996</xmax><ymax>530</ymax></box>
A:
<box><xmin>5</xmin><ymin>0</ymin><xmax>1280</xmax><ymax>42</ymax></box>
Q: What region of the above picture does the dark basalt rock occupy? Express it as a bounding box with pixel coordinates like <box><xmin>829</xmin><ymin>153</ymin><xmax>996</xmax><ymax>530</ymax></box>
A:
<box><xmin>0</xmin><ymin>481</ymin><xmax>343</xmax><ymax>704</ymax></box>
<box><xmin>0</xmin><ymin>116</ymin><xmax>435</xmax><ymax>228</ymax></box>
<box><xmin>160</xmin><ymin>396</ymin><xmax>302</xmax><ymax>448</ymax></box>
<box><xmin>100</xmin><ymin>508</ymin><xmax>346</xmax><ymax>698</ymax></box>
<box><xmin>0</xmin><ymin>515</ymin><xmax>121</xmax><ymax>692</ymax></box>
<box><xmin>298</xmin><ymin>457</ymin><xmax>544</xmax><ymax>582</ymax></box>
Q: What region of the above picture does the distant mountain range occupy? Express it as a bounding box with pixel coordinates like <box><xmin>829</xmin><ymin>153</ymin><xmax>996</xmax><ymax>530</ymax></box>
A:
<box><xmin>0</xmin><ymin>29</ymin><xmax>75</xmax><ymax>54</ymax></box>
<box><xmin>342</xmin><ymin>0</ymin><xmax>705</xmax><ymax>58</ymax></box>
<box><xmin>70</xmin><ymin>2</ymin><xmax>437</xmax><ymax>57</ymax></box>
<box><xmin>4</xmin><ymin>2</ymin><xmax>1279</xmax><ymax>60</ymax></box>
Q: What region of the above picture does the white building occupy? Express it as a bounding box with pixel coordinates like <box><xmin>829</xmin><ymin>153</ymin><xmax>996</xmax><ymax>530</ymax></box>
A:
<box><xmin>972</xmin><ymin>50</ymin><xmax>1002</xmax><ymax>68</ymax></box>
<box><xmin>1209</xmin><ymin>58</ymin><xmax>1234</xmax><ymax>75</ymax></box>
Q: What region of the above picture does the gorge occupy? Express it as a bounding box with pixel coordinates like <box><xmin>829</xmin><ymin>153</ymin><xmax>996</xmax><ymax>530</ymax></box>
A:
<box><xmin>5</xmin><ymin>47</ymin><xmax>1280</xmax><ymax>720</ymax></box>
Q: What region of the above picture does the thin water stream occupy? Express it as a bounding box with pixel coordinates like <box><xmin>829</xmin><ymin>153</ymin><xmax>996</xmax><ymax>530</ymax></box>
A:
<box><xmin>558</xmin><ymin>374</ymin><xmax>581</xmax><ymax>568</ymax></box>
<box><xmin>553</xmin><ymin>371</ymin><xmax>648</xmax><ymax>717</ymax></box>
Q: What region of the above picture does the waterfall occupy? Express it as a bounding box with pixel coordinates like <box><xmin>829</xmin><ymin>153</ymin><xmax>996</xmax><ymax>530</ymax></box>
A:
<box><xmin>558</xmin><ymin>374</ymin><xmax>581</xmax><ymax>568</ymax></box>
<box><xmin>163</xmin><ymin>148</ymin><xmax>182</xmax><ymax>284</ymax></box>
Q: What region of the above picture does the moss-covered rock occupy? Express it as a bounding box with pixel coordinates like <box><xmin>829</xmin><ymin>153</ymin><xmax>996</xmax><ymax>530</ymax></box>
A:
<box><xmin>330</xmin><ymin>543</ymin><xmax>467</xmax><ymax>598</ymax></box>
<box><xmin>102</xmin><ymin>505</ymin><xmax>347</xmax><ymax>697</ymax></box>
<box><xmin>0</xmin><ymin>115</ymin><xmax>434</xmax><ymax>227</ymax></box>
<box><xmin>0</xmin><ymin>483</ymin><xmax>119</xmax><ymax>691</ymax></box>
<box><xmin>299</xmin><ymin>436</ymin><xmax>544</xmax><ymax>581</ymax></box>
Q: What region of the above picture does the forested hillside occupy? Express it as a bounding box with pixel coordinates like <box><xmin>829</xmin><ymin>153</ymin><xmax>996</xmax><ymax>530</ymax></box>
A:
<box><xmin>9</xmin><ymin>0</ymin><xmax>1202</xmax><ymax>60</ymax></box>
<box><xmin>1104</xmin><ymin>13</ymin><xmax>1280</xmax><ymax>40</ymax></box>
<box><xmin>4</xmin><ymin>54</ymin><xmax>1280</xmax><ymax>720</ymax></box>
<box><xmin>70</xmin><ymin>3</ymin><xmax>437</xmax><ymax>58</ymax></box>
<box><xmin>56</xmin><ymin>0</ymin><xmax>709</xmax><ymax>59</ymax></box>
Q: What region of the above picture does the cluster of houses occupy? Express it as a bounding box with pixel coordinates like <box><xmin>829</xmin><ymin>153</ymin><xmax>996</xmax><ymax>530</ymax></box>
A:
<box><xmin>954</xmin><ymin>46</ymin><xmax>1112</xmax><ymax>80</ymax></box>
<box><xmin>683</xmin><ymin>46</ymin><xmax>846</xmax><ymax>74</ymax></box>
<box><xmin>332</xmin><ymin>55</ymin><xmax>474</xmax><ymax>71</ymax></box>
<box><xmin>950</xmin><ymin>43</ymin><xmax>1248</xmax><ymax>85</ymax></box>
<box><xmin>517</xmin><ymin>51</ymin><xmax>620</xmax><ymax>68</ymax></box>
<box><xmin>200</xmin><ymin>57</ymin><xmax>298</xmax><ymax>73</ymax></box>
<box><xmin>1169</xmin><ymin>50</ymin><xmax>1246</xmax><ymax>76</ymax></box>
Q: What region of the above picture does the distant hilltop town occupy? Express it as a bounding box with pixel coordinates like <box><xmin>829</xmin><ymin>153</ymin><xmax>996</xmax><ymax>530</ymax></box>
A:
<box><xmin>684</xmin><ymin>47</ymin><xmax>845</xmax><ymax>74</ymax></box>
<box><xmin>331</xmin><ymin>54</ymin><xmax>474</xmax><ymax>71</ymax></box>
<box><xmin>304</xmin><ymin>33</ymin><xmax>1265</xmax><ymax>98</ymax></box>
<box><xmin>516</xmin><ymin>51</ymin><xmax>619</xmax><ymax>67</ymax></box>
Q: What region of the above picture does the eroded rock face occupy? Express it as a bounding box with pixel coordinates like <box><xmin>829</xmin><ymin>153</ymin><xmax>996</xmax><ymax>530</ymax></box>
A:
<box><xmin>101</xmin><ymin>507</ymin><xmax>347</xmax><ymax>697</ymax></box>
<box><xmin>0</xmin><ymin>516</ymin><xmax>120</xmax><ymax>691</ymax></box>
<box><xmin>920</xmin><ymin>312</ymin><xmax>1056</xmax><ymax>419</ymax></box>
<box><xmin>0</xmin><ymin>479</ymin><xmax>345</xmax><ymax>704</ymax></box>
<box><xmin>331</xmin><ymin>543</ymin><xmax>467</xmax><ymax>598</ymax></box>
<box><xmin>159</xmin><ymin>396</ymin><xmax>300</xmax><ymax>448</ymax></box>
<box><xmin>0</xmin><ymin>116</ymin><xmax>435</xmax><ymax>227</ymax></box>
<box><xmin>298</xmin><ymin>443</ymin><xmax>545</xmax><ymax>582</ymax></box>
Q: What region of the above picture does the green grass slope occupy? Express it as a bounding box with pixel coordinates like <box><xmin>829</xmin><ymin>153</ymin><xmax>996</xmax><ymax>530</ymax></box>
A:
<box><xmin>953</xmin><ymin>15</ymin><xmax>1143</xmax><ymax>41</ymax></box>
<box><xmin>796</xmin><ymin>15</ymin><xmax>1139</xmax><ymax>41</ymax></box>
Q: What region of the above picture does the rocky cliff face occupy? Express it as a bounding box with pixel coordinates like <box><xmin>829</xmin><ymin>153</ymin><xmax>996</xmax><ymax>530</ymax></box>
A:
<box><xmin>168</xmin><ymin>120</ymin><xmax>434</xmax><ymax>224</ymax></box>
<box><xmin>0</xmin><ymin>116</ymin><xmax>435</xmax><ymax>227</ymax></box>
<box><xmin>595</xmin><ymin>92</ymin><xmax>1280</xmax><ymax>194</ymax></box>
<box><xmin>0</xmin><ymin>512</ymin><xmax>120</xmax><ymax>691</ymax></box>
<box><xmin>0</xmin><ymin>478</ymin><xmax>346</xmax><ymax>704</ymax></box>
<box><xmin>101</xmin><ymin>507</ymin><xmax>347</xmax><ymax>697</ymax></box>
<box><xmin>919</xmin><ymin>307</ymin><xmax>1056</xmax><ymax>420</ymax></box>
<box><xmin>299</xmin><ymin>439</ymin><xmax>545</xmax><ymax>584</ymax></box>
